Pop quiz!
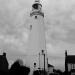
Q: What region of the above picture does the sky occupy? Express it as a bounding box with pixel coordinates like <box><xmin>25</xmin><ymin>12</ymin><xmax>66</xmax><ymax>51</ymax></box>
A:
<box><xmin>0</xmin><ymin>0</ymin><xmax>75</xmax><ymax>71</ymax></box>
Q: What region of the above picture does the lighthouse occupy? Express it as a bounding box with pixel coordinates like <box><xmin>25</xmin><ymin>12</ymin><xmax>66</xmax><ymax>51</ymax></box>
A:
<box><xmin>26</xmin><ymin>0</ymin><xmax>48</xmax><ymax>72</ymax></box>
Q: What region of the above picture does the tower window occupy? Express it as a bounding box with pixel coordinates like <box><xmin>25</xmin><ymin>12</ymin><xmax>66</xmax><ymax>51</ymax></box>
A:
<box><xmin>35</xmin><ymin>16</ymin><xmax>37</xmax><ymax>19</ymax></box>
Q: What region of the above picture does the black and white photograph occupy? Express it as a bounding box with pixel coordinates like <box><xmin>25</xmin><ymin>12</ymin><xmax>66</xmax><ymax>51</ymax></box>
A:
<box><xmin>0</xmin><ymin>0</ymin><xmax>75</xmax><ymax>75</ymax></box>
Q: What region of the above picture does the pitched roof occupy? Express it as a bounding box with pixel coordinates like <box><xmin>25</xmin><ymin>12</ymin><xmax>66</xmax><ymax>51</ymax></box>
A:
<box><xmin>66</xmin><ymin>55</ymin><xmax>75</xmax><ymax>63</ymax></box>
<box><xmin>48</xmin><ymin>64</ymin><xmax>54</xmax><ymax>67</ymax></box>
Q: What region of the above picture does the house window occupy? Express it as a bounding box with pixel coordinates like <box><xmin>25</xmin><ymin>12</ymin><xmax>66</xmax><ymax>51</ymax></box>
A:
<box><xmin>35</xmin><ymin>16</ymin><xmax>37</xmax><ymax>19</ymax></box>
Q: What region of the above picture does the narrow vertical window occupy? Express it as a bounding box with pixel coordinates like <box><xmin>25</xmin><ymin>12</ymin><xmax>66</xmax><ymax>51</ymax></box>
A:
<box><xmin>30</xmin><ymin>25</ymin><xmax>32</xmax><ymax>30</ymax></box>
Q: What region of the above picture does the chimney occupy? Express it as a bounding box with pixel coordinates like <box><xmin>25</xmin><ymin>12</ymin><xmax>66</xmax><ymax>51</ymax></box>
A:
<box><xmin>65</xmin><ymin>50</ymin><xmax>67</xmax><ymax>57</ymax></box>
<box><xmin>3</xmin><ymin>52</ymin><xmax>6</xmax><ymax>57</ymax></box>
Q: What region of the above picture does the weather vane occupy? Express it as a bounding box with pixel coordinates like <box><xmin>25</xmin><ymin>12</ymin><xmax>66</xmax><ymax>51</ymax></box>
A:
<box><xmin>35</xmin><ymin>0</ymin><xmax>43</xmax><ymax>4</ymax></box>
<box><xmin>35</xmin><ymin>0</ymin><xmax>40</xmax><ymax>2</ymax></box>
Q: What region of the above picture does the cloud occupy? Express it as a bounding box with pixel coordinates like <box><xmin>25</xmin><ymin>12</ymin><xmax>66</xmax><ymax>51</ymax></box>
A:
<box><xmin>45</xmin><ymin>0</ymin><xmax>75</xmax><ymax>45</ymax></box>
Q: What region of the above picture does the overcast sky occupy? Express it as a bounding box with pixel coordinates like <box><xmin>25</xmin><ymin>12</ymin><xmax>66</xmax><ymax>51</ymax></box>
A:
<box><xmin>0</xmin><ymin>0</ymin><xmax>75</xmax><ymax>71</ymax></box>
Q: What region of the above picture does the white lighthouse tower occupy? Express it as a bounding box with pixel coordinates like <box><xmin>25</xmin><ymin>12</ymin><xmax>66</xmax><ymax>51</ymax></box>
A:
<box><xmin>26</xmin><ymin>0</ymin><xmax>48</xmax><ymax>72</ymax></box>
